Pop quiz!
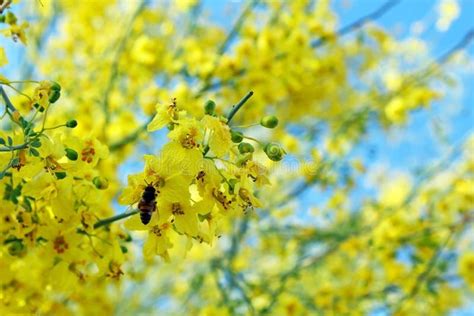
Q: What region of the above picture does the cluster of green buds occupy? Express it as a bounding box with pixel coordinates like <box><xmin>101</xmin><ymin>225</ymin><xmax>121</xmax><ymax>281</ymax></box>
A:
<box><xmin>234</xmin><ymin>113</ymin><xmax>285</xmax><ymax>162</ymax></box>
<box><xmin>204</xmin><ymin>97</ymin><xmax>286</xmax><ymax>163</ymax></box>
<box><xmin>0</xmin><ymin>80</ymin><xmax>78</xmax><ymax>179</ymax></box>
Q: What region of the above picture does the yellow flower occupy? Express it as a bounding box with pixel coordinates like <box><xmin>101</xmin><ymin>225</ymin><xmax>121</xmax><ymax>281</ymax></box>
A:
<box><xmin>385</xmin><ymin>97</ymin><xmax>407</xmax><ymax>124</ymax></box>
<box><xmin>159</xmin><ymin>199</ymin><xmax>198</xmax><ymax>236</ymax></box>
<box><xmin>458</xmin><ymin>251</ymin><xmax>474</xmax><ymax>288</ymax></box>
<box><xmin>125</xmin><ymin>216</ymin><xmax>173</xmax><ymax>260</ymax></box>
<box><xmin>118</xmin><ymin>173</ymin><xmax>145</xmax><ymax>205</ymax></box>
<box><xmin>147</xmin><ymin>99</ymin><xmax>181</xmax><ymax>132</ymax></box>
<box><xmin>0</xmin><ymin>47</ymin><xmax>7</xmax><ymax>66</ymax></box>
<box><xmin>165</xmin><ymin>118</ymin><xmax>204</xmax><ymax>177</ymax></box>
<box><xmin>143</xmin><ymin>154</ymin><xmax>192</xmax><ymax>201</ymax></box>
<box><xmin>22</xmin><ymin>172</ymin><xmax>75</xmax><ymax>220</ymax></box>
<box><xmin>201</xmin><ymin>115</ymin><xmax>232</xmax><ymax>157</ymax></box>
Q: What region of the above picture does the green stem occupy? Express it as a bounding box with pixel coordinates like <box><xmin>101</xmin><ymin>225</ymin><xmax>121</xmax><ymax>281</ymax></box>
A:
<box><xmin>0</xmin><ymin>86</ymin><xmax>18</xmax><ymax>113</ymax></box>
<box><xmin>243</xmin><ymin>135</ymin><xmax>263</xmax><ymax>145</ymax></box>
<box><xmin>233</xmin><ymin>123</ymin><xmax>259</xmax><ymax>128</ymax></box>
<box><xmin>0</xmin><ymin>143</ymin><xmax>28</xmax><ymax>152</ymax></box>
<box><xmin>43</xmin><ymin>124</ymin><xmax>67</xmax><ymax>131</ymax></box>
<box><xmin>93</xmin><ymin>210</ymin><xmax>139</xmax><ymax>229</ymax></box>
<box><xmin>227</xmin><ymin>91</ymin><xmax>254</xmax><ymax>123</ymax></box>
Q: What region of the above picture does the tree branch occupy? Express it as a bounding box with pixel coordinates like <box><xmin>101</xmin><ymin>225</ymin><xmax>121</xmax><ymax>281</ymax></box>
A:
<box><xmin>93</xmin><ymin>210</ymin><xmax>139</xmax><ymax>229</ymax></box>
<box><xmin>311</xmin><ymin>0</ymin><xmax>401</xmax><ymax>48</ymax></box>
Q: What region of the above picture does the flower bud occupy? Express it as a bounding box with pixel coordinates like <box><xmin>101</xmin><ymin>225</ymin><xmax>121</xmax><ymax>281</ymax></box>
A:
<box><xmin>231</xmin><ymin>130</ymin><xmax>243</xmax><ymax>143</ymax></box>
<box><xmin>49</xmin><ymin>90</ymin><xmax>61</xmax><ymax>103</ymax></box>
<box><xmin>93</xmin><ymin>176</ymin><xmax>109</xmax><ymax>190</ymax></box>
<box><xmin>55</xmin><ymin>172</ymin><xmax>67</xmax><ymax>179</ymax></box>
<box><xmin>238</xmin><ymin>142</ymin><xmax>254</xmax><ymax>154</ymax></box>
<box><xmin>0</xmin><ymin>15</ymin><xmax>5</xmax><ymax>23</ymax></box>
<box><xmin>65</xmin><ymin>148</ymin><xmax>78</xmax><ymax>161</ymax></box>
<box><xmin>50</xmin><ymin>81</ymin><xmax>61</xmax><ymax>92</ymax></box>
<box><xmin>260</xmin><ymin>115</ymin><xmax>279</xmax><ymax>128</ymax></box>
<box><xmin>264</xmin><ymin>142</ymin><xmax>285</xmax><ymax>161</ymax></box>
<box><xmin>66</xmin><ymin>120</ymin><xmax>77</xmax><ymax>128</ymax></box>
<box><xmin>204</xmin><ymin>100</ymin><xmax>216</xmax><ymax>115</ymax></box>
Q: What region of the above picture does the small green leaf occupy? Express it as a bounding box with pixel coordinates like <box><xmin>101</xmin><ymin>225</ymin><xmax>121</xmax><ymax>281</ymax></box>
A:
<box><xmin>65</xmin><ymin>148</ymin><xmax>78</xmax><ymax>161</ymax></box>
<box><xmin>29</xmin><ymin>148</ymin><xmax>40</xmax><ymax>157</ymax></box>
<box><xmin>30</xmin><ymin>139</ymin><xmax>41</xmax><ymax>148</ymax></box>
<box><xmin>11</xmin><ymin>157</ymin><xmax>19</xmax><ymax>166</ymax></box>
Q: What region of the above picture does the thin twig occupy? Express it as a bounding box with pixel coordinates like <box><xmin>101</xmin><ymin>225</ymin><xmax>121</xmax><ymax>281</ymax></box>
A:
<box><xmin>0</xmin><ymin>85</ymin><xmax>18</xmax><ymax>113</ymax></box>
<box><xmin>93</xmin><ymin>210</ymin><xmax>139</xmax><ymax>229</ymax></box>
<box><xmin>227</xmin><ymin>91</ymin><xmax>254</xmax><ymax>123</ymax></box>
<box><xmin>311</xmin><ymin>0</ymin><xmax>401</xmax><ymax>47</ymax></box>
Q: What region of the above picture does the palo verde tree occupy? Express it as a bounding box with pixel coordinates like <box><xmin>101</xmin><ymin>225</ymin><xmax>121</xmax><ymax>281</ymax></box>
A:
<box><xmin>0</xmin><ymin>0</ymin><xmax>473</xmax><ymax>315</ymax></box>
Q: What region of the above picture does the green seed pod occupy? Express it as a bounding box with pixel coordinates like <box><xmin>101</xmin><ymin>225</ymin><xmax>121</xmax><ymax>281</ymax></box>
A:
<box><xmin>230</xmin><ymin>130</ymin><xmax>244</xmax><ymax>143</ymax></box>
<box><xmin>0</xmin><ymin>15</ymin><xmax>5</xmax><ymax>23</ymax></box>
<box><xmin>204</xmin><ymin>100</ymin><xmax>216</xmax><ymax>115</ymax></box>
<box><xmin>93</xmin><ymin>176</ymin><xmax>109</xmax><ymax>190</ymax></box>
<box><xmin>66</xmin><ymin>120</ymin><xmax>77</xmax><ymax>128</ymax></box>
<box><xmin>50</xmin><ymin>81</ymin><xmax>61</xmax><ymax>92</ymax></box>
<box><xmin>264</xmin><ymin>142</ymin><xmax>285</xmax><ymax>161</ymax></box>
<box><xmin>260</xmin><ymin>115</ymin><xmax>279</xmax><ymax>128</ymax></box>
<box><xmin>55</xmin><ymin>172</ymin><xmax>67</xmax><ymax>179</ymax></box>
<box><xmin>65</xmin><ymin>148</ymin><xmax>78</xmax><ymax>161</ymax></box>
<box><xmin>238</xmin><ymin>142</ymin><xmax>254</xmax><ymax>154</ymax></box>
<box><xmin>49</xmin><ymin>90</ymin><xmax>61</xmax><ymax>103</ymax></box>
<box><xmin>120</xmin><ymin>245</ymin><xmax>128</xmax><ymax>253</ymax></box>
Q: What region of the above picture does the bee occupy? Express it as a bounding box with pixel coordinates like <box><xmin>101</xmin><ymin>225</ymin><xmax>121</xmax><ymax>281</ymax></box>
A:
<box><xmin>138</xmin><ymin>182</ymin><xmax>157</xmax><ymax>225</ymax></box>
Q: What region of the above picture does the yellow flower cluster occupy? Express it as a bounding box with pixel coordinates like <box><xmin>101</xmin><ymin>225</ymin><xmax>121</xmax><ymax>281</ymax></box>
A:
<box><xmin>119</xmin><ymin>97</ymin><xmax>275</xmax><ymax>260</ymax></box>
